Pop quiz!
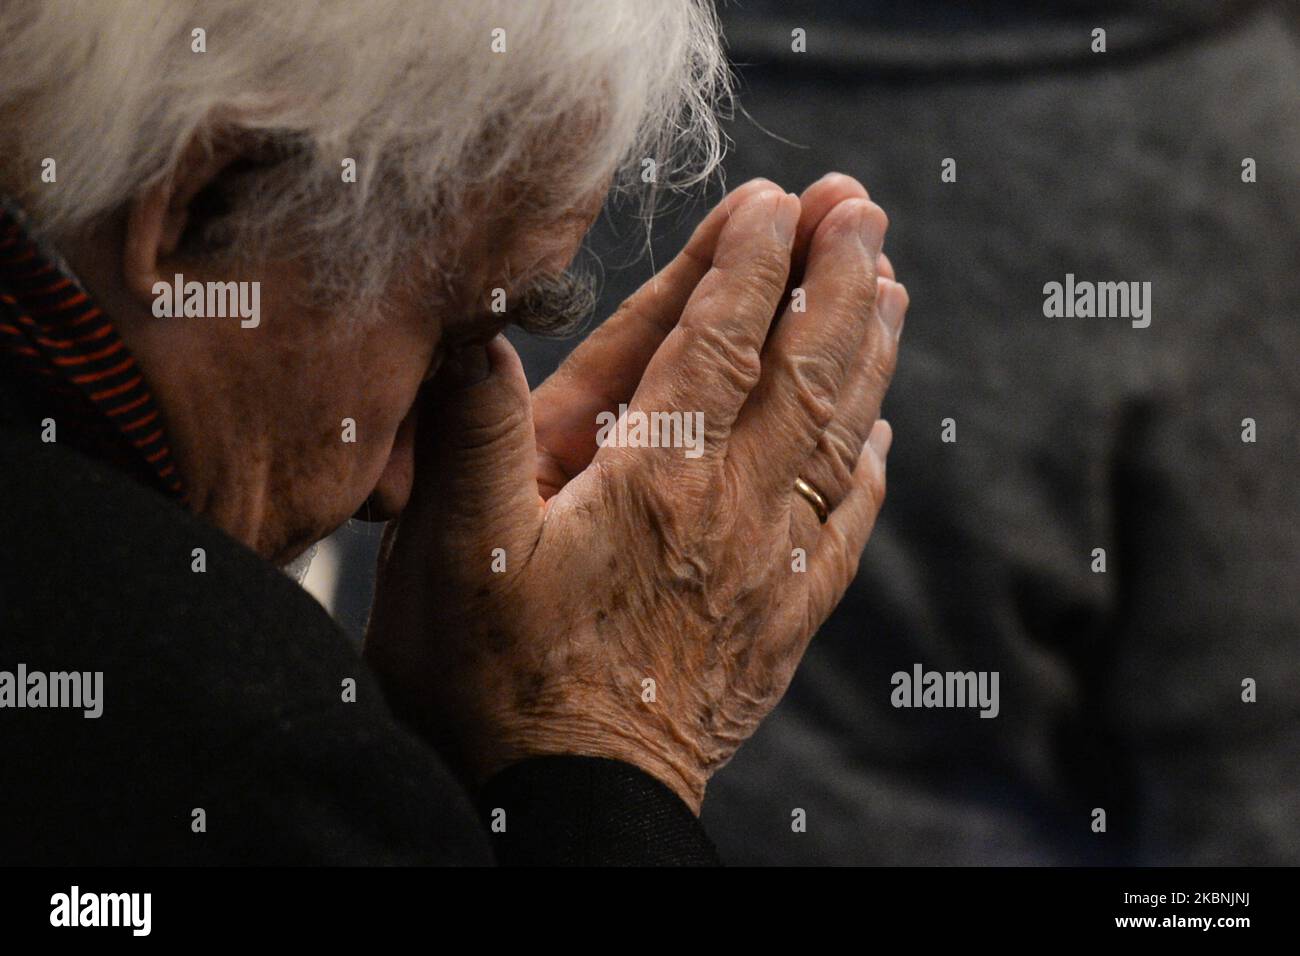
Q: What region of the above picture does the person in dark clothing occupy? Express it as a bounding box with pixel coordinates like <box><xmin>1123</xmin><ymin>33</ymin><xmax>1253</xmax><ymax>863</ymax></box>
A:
<box><xmin>0</xmin><ymin>1</ymin><xmax>906</xmax><ymax>864</ymax></box>
<box><xmin>0</xmin><ymin>376</ymin><xmax>714</xmax><ymax>865</ymax></box>
<box><xmin>514</xmin><ymin>0</ymin><xmax>1299</xmax><ymax>864</ymax></box>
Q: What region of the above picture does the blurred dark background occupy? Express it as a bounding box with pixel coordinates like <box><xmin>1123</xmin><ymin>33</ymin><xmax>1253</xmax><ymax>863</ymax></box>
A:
<box><xmin>307</xmin><ymin>0</ymin><xmax>1300</xmax><ymax>864</ymax></box>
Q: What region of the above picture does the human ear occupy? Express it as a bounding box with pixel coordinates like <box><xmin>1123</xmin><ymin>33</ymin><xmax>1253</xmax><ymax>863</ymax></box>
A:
<box><xmin>122</xmin><ymin>130</ymin><xmax>247</xmax><ymax>306</ymax></box>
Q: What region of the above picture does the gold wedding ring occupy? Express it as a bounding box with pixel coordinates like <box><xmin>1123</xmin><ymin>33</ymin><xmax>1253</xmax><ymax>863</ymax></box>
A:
<box><xmin>794</xmin><ymin>476</ymin><xmax>829</xmax><ymax>524</ymax></box>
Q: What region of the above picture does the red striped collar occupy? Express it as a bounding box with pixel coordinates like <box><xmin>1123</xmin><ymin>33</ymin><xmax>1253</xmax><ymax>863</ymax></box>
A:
<box><xmin>0</xmin><ymin>202</ymin><xmax>186</xmax><ymax>501</ymax></box>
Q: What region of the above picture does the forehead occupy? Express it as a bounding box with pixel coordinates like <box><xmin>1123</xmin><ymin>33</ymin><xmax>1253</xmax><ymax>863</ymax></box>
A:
<box><xmin>432</xmin><ymin>186</ymin><xmax>605</xmax><ymax>341</ymax></box>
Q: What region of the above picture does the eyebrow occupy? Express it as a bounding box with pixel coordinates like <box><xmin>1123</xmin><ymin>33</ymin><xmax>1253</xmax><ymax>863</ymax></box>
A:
<box><xmin>509</xmin><ymin>269</ymin><xmax>597</xmax><ymax>338</ymax></box>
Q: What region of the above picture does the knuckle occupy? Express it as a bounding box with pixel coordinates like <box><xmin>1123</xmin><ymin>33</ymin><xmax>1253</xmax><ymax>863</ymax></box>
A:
<box><xmin>454</xmin><ymin>403</ymin><xmax>528</xmax><ymax>453</ymax></box>
<box><xmin>834</xmin><ymin>297</ymin><xmax>876</xmax><ymax>348</ymax></box>
<box><xmin>782</xmin><ymin>353</ymin><xmax>838</xmax><ymax>431</ymax></box>
<box><xmin>745</xmin><ymin>245</ymin><xmax>793</xmax><ymax>303</ymax></box>
<box><xmin>706</xmin><ymin>246</ymin><xmax>789</xmax><ymax>318</ymax></box>
<box><xmin>818</xmin><ymin>424</ymin><xmax>861</xmax><ymax>481</ymax></box>
<box><xmin>682</xmin><ymin>322</ymin><xmax>763</xmax><ymax>394</ymax></box>
<box><xmin>692</xmin><ymin>244</ymin><xmax>787</xmax><ymax>325</ymax></box>
<box><xmin>838</xmin><ymin>265</ymin><xmax>878</xmax><ymax>320</ymax></box>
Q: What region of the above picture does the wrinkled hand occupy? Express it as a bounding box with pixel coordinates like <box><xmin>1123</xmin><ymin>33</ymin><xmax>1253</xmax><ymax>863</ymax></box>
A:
<box><xmin>364</xmin><ymin>176</ymin><xmax>907</xmax><ymax>813</ymax></box>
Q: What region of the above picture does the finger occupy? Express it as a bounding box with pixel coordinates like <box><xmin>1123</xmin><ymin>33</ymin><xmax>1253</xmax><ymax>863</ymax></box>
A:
<box><xmin>790</xmin><ymin>173</ymin><xmax>893</xmax><ymax>285</ymax></box>
<box><xmin>731</xmin><ymin>197</ymin><xmax>888</xmax><ymax>503</ymax></box>
<box><xmin>773</xmin><ymin>174</ymin><xmax>872</xmax><ymax>344</ymax></box>
<box><xmin>878</xmin><ymin>251</ymin><xmax>895</xmax><ymax>281</ymax></box>
<box><xmin>788</xmin><ymin>473</ymin><xmax>828</xmax><ymax>565</ymax></box>
<box><xmin>805</xmin><ymin>420</ymin><xmax>892</xmax><ymax>628</ymax></box>
<box><xmin>535</xmin><ymin>175</ymin><xmax>873</xmax><ymax>484</ymax></box>
<box><xmin>534</xmin><ymin>178</ymin><xmax>781</xmax><ymax>465</ymax></box>
<box><xmin>407</xmin><ymin>335</ymin><xmax>542</xmax><ymax>559</ymax></box>
<box><xmin>794</xmin><ymin>277</ymin><xmax>907</xmax><ymax>511</ymax></box>
<box><xmin>790</xmin><ymin>173</ymin><xmax>869</xmax><ymax>284</ymax></box>
<box><xmin>547</xmin><ymin>173</ymin><xmax>864</xmax><ymax>420</ymax></box>
<box><xmin>788</xmin><ymin>177</ymin><xmax>897</xmax><ymax>297</ymax></box>
<box><xmin>607</xmin><ymin>189</ymin><xmax>800</xmax><ymax>466</ymax></box>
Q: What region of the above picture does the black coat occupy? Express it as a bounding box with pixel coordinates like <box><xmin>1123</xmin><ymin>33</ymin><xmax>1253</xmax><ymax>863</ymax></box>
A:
<box><xmin>0</xmin><ymin>389</ymin><xmax>717</xmax><ymax>866</ymax></box>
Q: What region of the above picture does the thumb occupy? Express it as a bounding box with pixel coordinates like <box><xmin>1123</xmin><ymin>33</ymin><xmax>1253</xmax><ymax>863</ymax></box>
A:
<box><xmin>406</xmin><ymin>334</ymin><xmax>543</xmax><ymax>562</ymax></box>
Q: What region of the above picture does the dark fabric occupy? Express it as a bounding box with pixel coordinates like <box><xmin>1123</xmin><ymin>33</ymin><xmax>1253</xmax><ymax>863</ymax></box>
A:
<box><xmin>0</xmin><ymin>201</ymin><xmax>185</xmax><ymax>500</ymax></box>
<box><xmin>724</xmin><ymin>0</ymin><xmax>1259</xmax><ymax>73</ymax></box>
<box><xmin>480</xmin><ymin>756</ymin><xmax>720</xmax><ymax>866</ymax></box>
<box><xmin>0</xmin><ymin>381</ymin><xmax>717</xmax><ymax>866</ymax></box>
<box><xmin>0</xmin><ymin>408</ymin><xmax>484</xmax><ymax>865</ymax></box>
<box><xmin>514</xmin><ymin>0</ymin><xmax>1300</xmax><ymax>864</ymax></box>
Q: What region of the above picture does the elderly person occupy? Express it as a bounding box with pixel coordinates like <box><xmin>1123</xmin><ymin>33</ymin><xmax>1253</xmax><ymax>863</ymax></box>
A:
<box><xmin>0</xmin><ymin>0</ymin><xmax>906</xmax><ymax>864</ymax></box>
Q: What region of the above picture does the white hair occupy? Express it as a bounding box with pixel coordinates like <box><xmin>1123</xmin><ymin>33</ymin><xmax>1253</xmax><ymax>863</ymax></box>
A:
<box><xmin>0</xmin><ymin>0</ymin><xmax>729</xmax><ymax>311</ymax></box>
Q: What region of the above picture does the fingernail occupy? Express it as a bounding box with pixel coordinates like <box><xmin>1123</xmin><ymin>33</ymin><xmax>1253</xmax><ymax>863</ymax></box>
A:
<box><xmin>878</xmin><ymin>279</ymin><xmax>907</xmax><ymax>338</ymax></box>
<box><xmin>774</xmin><ymin>192</ymin><xmax>800</xmax><ymax>245</ymax></box>
<box><xmin>868</xmin><ymin>419</ymin><xmax>893</xmax><ymax>457</ymax></box>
